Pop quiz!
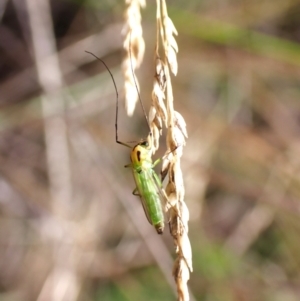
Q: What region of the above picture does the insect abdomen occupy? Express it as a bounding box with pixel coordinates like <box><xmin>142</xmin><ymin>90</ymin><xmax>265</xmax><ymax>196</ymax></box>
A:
<box><xmin>133</xmin><ymin>169</ymin><xmax>164</xmax><ymax>234</ymax></box>
<box><xmin>143</xmin><ymin>189</ymin><xmax>164</xmax><ymax>234</ymax></box>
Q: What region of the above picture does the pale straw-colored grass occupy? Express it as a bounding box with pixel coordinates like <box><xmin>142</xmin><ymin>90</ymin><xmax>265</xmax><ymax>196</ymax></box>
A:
<box><xmin>123</xmin><ymin>0</ymin><xmax>192</xmax><ymax>300</ymax></box>
<box><xmin>155</xmin><ymin>1</ymin><xmax>192</xmax><ymax>301</ymax></box>
<box><xmin>122</xmin><ymin>0</ymin><xmax>145</xmax><ymax>116</ymax></box>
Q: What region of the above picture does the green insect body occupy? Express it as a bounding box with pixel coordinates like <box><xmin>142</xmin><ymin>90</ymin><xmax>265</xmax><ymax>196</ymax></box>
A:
<box><xmin>127</xmin><ymin>140</ymin><xmax>165</xmax><ymax>234</ymax></box>
<box><xmin>85</xmin><ymin>51</ymin><xmax>167</xmax><ymax>234</ymax></box>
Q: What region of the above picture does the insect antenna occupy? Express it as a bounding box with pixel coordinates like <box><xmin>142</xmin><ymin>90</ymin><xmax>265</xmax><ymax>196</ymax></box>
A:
<box><xmin>85</xmin><ymin>50</ymin><xmax>132</xmax><ymax>148</ymax></box>
<box><xmin>128</xmin><ymin>32</ymin><xmax>152</xmax><ymax>139</ymax></box>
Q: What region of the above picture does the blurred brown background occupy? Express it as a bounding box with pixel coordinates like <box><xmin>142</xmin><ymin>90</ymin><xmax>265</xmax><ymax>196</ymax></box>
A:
<box><xmin>1</xmin><ymin>0</ymin><xmax>300</xmax><ymax>300</ymax></box>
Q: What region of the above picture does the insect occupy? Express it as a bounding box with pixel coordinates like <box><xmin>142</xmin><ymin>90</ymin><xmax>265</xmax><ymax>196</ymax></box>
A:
<box><xmin>86</xmin><ymin>51</ymin><xmax>167</xmax><ymax>234</ymax></box>
<box><xmin>123</xmin><ymin>138</ymin><xmax>166</xmax><ymax>234</ymax></box>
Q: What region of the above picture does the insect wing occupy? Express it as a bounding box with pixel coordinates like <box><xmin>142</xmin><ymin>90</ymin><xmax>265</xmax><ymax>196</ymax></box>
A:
<box><xmin>134</xmin><ymin>171</ymin><xmax>152</xmax><ymax>225</ymax></box>
<box><xmin>150</xmin><ymin>169</ymin><xmax>169</xmax><ymax>208</ymax></box>
<box><xmin>132</xmin><ymin>168</ymin><xmax>165</xmax><ymax>233</ymax></box>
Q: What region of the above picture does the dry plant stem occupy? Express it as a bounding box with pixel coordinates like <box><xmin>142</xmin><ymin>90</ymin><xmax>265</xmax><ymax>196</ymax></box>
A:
<box><xmin>164</xmin><ymin>57</ymin><xmax>192</xmax><ymax>301</ymax></box>
<box><xmin>122</xmin><ymin>0</ymin><xmax>192</xmax><ymax>299</ymax></box>
<box><xmin>26</xmin><ymin>0</ymin><xmax>72</xmax><ymax>215</ymax></box>
<box><xmin>153</xmin><ymin>1</ymin><xmax>192</xmax><ymax>301</ymax></box>
<box><xmin>26</xmin><ymin>0</ymin><xmax>78</xmax><ymax>300</ymax></box>
<box><xmin>122</xmin><ymin>0</ymin><xmax>145</xmax><ymax>116</ymax></box>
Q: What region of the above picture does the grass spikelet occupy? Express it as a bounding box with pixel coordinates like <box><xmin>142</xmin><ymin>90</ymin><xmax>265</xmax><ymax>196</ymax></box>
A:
<box><xmin>122</xmin><ymin>0</ymin><xmax>145</xmax><ymax>116</ymax></box>
<box><xmin>155</xmin><ymin>1</ymin><xmax>193</xmax><ymax>300</ymax></box>
<box><xmin>122</xmin><ymin>0</ymin><xmax>193</xmax><ymax>298</ymax></box>
<box><xmin>150</xmin><ymin>58</ymin><xmax>168</xmax><ymax>153</ymax></box>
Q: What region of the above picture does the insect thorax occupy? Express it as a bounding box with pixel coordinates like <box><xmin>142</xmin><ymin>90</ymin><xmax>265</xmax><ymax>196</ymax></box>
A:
<box><xmin>130</xmin><ymin>141</ymin><xmax>153</xmax><ymax>169</ymax></box>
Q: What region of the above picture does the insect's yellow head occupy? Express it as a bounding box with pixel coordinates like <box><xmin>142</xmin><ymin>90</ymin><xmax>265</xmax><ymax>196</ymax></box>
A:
<box><xmin>130</xmin><ymin>139</ymin><xmax>153</xmax><ymax>168</ymax></box>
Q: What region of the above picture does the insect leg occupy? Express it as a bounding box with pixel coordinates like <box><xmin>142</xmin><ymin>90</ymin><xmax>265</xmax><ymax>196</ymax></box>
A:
<box><xmin>152</xmin><ymin>158</ymin><xmax>161</xmax><ymax>168</ymax></box>
<box><xmin>132</xmin><ymin>188</ymin><xmax>140</xmax><ymax>196</ymax></box>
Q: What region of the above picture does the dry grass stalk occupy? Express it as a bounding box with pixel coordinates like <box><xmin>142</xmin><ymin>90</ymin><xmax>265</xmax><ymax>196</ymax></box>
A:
<box><xmin>122</xmin><ymin>0</ymin><xmax>146</xmax><ymax>116</ymax></box>
<box><xmin>154</xmin><ymin>1</ymin><xmax>193</xmax><ymax>300</ymax></box>
<box><xmin>122</xmin><ymin>0</ymin><xmax>192</xmax><ymax>298</ymax></box>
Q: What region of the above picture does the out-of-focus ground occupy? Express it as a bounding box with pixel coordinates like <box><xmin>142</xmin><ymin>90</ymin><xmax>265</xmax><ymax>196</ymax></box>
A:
<box><xmin>1</xmin><ymin>0</ymin><xmax>300</xmax><ymax>300</ymax></box>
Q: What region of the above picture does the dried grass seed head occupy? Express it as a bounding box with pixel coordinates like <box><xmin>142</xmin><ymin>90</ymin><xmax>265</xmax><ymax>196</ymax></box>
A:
<box><xmin>173</xmin><ymin>258</ymin><xmax>191</xmax><ymax>301</ymax></box>
<box><xmin>125</xmin><ymin>0</ymin><xmax>146</xmax><ymax>7</ymax></box>
<box><xmin>123</xmin><ymin>29</ymin><xmax>145</xmax><ymax>68</ymax></box>
<box><xmin>178</xmin><ymin>235</ymin><xmax>193</xmax><ymax>273</ymax></box>
<box><xmin>155</xmin><ymin>58</ymin><xmax>167</xmax><ymax>90</ymax></box>
<box><xmin>162</xmin><ymin>16</ymin><xmax>178</xmax><ymax>75</ymax></box>
<box><xmin>122</xmin><ymin>0</ymin><xmax>145</xmax><ymax>116</ymax></box>
<box><xmin>174</xmin><ymin>111</ymin><xmax>188</xmax><ymax>139</ymax></box>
